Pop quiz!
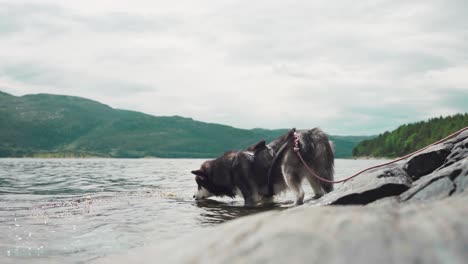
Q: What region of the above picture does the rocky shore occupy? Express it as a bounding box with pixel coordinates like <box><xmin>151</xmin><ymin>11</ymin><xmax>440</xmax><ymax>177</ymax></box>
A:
<box><xmin>96</xmin><ymin>130</ymin><xmax>468</xmax><ymax>264</ymax></box>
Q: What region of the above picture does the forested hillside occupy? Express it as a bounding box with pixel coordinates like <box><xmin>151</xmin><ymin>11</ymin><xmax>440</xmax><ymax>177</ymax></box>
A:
<box><xmin>0</xmin><ymin>91</ymin><xmax>368</xmax><ymax>158</ymax></box>
<box><xmin>353</xmin><ymin>113</ymin><xmax>468</xmax><ymax>158</ymax></box>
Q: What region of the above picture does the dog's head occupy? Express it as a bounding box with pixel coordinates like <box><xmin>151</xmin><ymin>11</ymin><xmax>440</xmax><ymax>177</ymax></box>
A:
<box><xmin>191</xmin><ymin>160</ymin><xmax>215</xmax><ymax>200</ymax></box>
<box><xmin>191</xmin><ymin>152</ymin><xmax>237</xmax><ymax>200</ymax></box>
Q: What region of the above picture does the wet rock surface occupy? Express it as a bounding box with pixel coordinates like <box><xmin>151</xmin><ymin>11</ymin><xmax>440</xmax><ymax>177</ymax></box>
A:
<box><xmin>95</xmin><ymin>129</ymin><xmax>468</xmax><ymax>264</ymax></box>
<box><xmin>311</xmin><ymin>165</ymin><xmax>412</xmax><ymax>205</ymax></box>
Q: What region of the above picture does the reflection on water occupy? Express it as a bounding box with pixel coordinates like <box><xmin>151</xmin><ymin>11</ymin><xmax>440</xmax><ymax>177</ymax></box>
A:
<box><xmin>195</xmin><ymin>199</ymin><xmax>291</xmax><ymax>225</ymax></box>
<box><xmin>0</xmin><ymin>158</ymin><xmax>388</xmax><ymax>263</ymax></box>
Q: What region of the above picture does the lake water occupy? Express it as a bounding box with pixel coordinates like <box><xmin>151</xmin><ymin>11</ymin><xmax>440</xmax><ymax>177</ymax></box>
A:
<box><xmin>0</xmin><ymin>158</ymin><xmax>388</xmax><ymax>263</ymax></box>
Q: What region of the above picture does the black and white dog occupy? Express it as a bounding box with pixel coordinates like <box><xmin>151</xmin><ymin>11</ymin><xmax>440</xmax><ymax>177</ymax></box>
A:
<box><xmin>191</xmin><ymin>128</ymin><xmax>334</xmax><ymax>206</ymax></box>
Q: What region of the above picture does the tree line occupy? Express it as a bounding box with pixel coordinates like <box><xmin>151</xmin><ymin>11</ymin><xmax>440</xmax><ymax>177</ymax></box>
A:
<box><xmin>353</xmin><ymin>113</ymin><xmax>468</xmax><ymax>158</ymax></box>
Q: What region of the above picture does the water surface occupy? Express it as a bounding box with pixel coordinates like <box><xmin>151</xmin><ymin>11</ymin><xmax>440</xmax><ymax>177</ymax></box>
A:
<box><xmin>0</xmin><ymin>158</ymin><xmax>387</xmax><ymax>263</ymax></box>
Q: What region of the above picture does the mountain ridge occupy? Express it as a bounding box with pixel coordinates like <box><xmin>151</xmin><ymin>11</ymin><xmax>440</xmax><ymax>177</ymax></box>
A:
<box><xmin>0</xmin><ymin>90</ymin><xmax>371</xmax><ymax>158</ymax></box>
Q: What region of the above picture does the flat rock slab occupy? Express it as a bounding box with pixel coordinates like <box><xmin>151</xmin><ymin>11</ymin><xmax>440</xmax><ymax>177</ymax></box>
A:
<box><xmin>311</xmin><ymin>165</ymin><xmax>412</xmax><ymax>205</ymax></box>
<box><xmin>94</xmin><ymin>193</ymin><xmax>468</xmax><ymax>264</ymax></box>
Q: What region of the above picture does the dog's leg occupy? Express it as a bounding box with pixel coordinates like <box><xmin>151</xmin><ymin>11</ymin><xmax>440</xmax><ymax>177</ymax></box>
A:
<box><xmin>304</xmin><ymin>159</ymin><xmax>333</xmax><ymax>198</ymax></box>
<box><xmin>305</xmin><ymin>174</ymin><xmax>326</xmax><ymax>199</ymax></box>
<box><xmin>282</xmin><ymin>167</ymin><xmax>304</xmax><ymax>205</ymax></box>
<box><xmin>237</xmin><ymin>182</ymin><xmax>259</xmax><ymax>207</ymax></box>
<box><xmin>232</xmin><ymin>170</ymin><xmax>260</xmax><ymax>207</ymax></box>
<box><xmin>261</xmin><ymin>196</ymin><xmax>274</xmax><ymax>204</ymax></box>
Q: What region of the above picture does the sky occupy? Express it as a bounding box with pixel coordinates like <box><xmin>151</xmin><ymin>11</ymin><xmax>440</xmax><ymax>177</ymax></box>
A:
<box><xmin>0</xmin><ymin>0</ymin><xmax>467</xmax><ymax>135</ymax></box>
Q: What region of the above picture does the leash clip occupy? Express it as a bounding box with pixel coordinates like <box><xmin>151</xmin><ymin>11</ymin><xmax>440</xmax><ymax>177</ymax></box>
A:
<box><xmin>293</xmin><ymin>132</ymin><xmax>300</xmax><ymax>152</ymax></box>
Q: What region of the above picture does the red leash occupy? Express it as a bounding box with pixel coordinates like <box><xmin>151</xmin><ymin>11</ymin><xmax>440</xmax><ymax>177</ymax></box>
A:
<box><xmin>294</xmin><ymin>126</ymin><xmax>468</xmax><ymax>184</ymax></box>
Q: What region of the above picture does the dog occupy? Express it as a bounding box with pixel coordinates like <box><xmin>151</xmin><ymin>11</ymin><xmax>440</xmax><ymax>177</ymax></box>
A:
<box><xmin>191</xmin><ymin>128</ymin><xmax>334</xmax><ymax>206</ymax></box>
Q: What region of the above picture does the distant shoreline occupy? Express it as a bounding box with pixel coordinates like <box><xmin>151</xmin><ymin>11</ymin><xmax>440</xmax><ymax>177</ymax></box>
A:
<box><xmin>0</xmin><ymin>152</ymin><xmax>218</xmax><ymax>159</ymax></box>
<box><xmin>0</xmin><ymin>155</ymin><xmax>203</xmax><ymax>159</ymax></box>
<box><xmin>0</xmin><ymin>153</ymin><xmax>210</xmax><ymax>159</ymax></box>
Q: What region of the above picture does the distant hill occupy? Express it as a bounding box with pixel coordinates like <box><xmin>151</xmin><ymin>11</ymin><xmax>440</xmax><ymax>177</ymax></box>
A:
<box><xmin>0</xmin><ymin>91</ymin><xmax>369</xmax><ymax>158</ymax></box>
<box><xmin>353</xmin><ymin>113</ymin><xmax>468</xmax><ymax>158</ymax></box>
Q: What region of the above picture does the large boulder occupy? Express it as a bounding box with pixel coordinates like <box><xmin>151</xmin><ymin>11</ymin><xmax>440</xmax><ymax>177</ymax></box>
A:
<box><xmin>399</xmin><ymin>130</ymin><xmax>468</xmax><ymax>201</ymax></box>
<box><xmin>403</xmin><ymin>144</ymin><xmax>453</xmax><ymax>181</ymax></box>
<box><xmin>311</xmin><ymin>165</ymin><xmax>412</xmax><ymax>205</ymax></box>
<box><xmin>403</xmin><ymin>130</ymin><xmax>468</xmax><ymax>181</ymax></box>
<box><xmin>313</xmin><ymin>130</ymin><xmax>467</xmax><ymax>206</ymax></box>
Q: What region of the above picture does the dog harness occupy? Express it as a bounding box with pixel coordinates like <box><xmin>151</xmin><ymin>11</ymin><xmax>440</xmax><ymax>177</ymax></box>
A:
<box><xmin>266</xmin><ymin>128</ymin><xmax>296</xmax><ymax>197</ymax></box>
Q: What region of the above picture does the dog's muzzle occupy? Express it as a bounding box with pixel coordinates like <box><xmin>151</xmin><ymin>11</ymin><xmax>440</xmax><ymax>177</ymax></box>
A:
<box><xmin>193</xmin><ymin>187</ymin><xmax>213</xmax><ymax>200</ymax></box>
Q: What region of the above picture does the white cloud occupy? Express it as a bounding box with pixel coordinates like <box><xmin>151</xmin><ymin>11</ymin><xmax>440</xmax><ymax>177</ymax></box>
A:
<box><xmin>0</xmin><ymin>0</ymin><xmax>467</xmax><ymax>135</ymax></box>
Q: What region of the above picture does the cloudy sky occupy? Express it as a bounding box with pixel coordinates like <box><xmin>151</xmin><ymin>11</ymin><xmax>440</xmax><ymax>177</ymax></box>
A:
<box><xmin>0</xmin><ymin>0</ymin><xmax>467</xmax><ymax>135</ymax></box>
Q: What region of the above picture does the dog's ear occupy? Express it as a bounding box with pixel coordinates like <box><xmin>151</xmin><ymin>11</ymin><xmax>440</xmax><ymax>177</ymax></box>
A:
<box><xmin>191</xmin><ymin>169</ymin><xmax>205</xmax><ymax>178</ymax></box>
<box><xmin>195</xmin><ymin>175</ymin><xmax>206</xmax><ymax>184</ymax></box>
<box><xmin>246</xmin><ymin>140</ymin><xmax>266</xmax><ymax>152</ymax></box>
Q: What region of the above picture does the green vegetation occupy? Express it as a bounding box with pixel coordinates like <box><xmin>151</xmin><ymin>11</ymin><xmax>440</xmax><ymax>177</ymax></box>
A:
<box><xmin>0</xmin><ymin>91</ymin><xmax>368</xmax><ymax>158</ymax></box>
<box><xmin>353</xmin><ymin>113</ymin><xmax>468</xmax><ymax>158</ymax></box>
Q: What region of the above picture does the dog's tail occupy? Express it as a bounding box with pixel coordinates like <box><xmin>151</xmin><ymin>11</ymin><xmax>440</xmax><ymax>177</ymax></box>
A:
<box><xmin>321</xmin><ymin>138</ymin><xmax>335</xmax><ymax>193</ymax></box>
<box><xmin>329</xmin><ymin>140</ymin><xmax>335</xmax><ymax>155</ymax></box>
<box><xmin>304</xmin><ymin>128</ymin><xmax>335</xmax><ymax>193</ymax></box>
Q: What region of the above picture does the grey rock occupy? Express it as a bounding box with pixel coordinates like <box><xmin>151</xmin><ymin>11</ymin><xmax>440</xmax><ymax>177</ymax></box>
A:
<box><xmin>397</xmin><ymin>129</ymin><xmax>468</xmax><ymax>202</ymax></box>
<box><xmin>403</xmin><ymin>143</ymin><xmax>453</xmax><ymax>180</ymax></box>
<box><xmin>311</xmin><ymin>165</ymin><xmax>412</xmax><ymax>205</ymax></box>
<box><xmin>94</xmin><ymin>193</ymin><xmax>468</xmax><ymax>264</ymax></box>
<box><xmin>451</xmin><ymin>158</ymin><xmax>468</xmax><ymax>194</ymax></box>
<box><xmin>366</xmin><ymin>196</ymin><xmax>400</xmax><ymax>207</ymax></box>
<box><xmin>400</xmin><ymin>156</ymin><xmax>467</xmax><ymax>203</ymax></box>
<box><xmin>402</xmin><ymin>130</ymin><xmax>468</xmax><ymax>181</ymax></box>
<box><xmin>402</xmin><ymin>177</ymin><xmax>455</xmax><ymax>202</ymax></box>
<box><xmin>439</xmin><ymin>132</ymin><xmax>468</xmax><ymax>171</ymax></box>
<box><xmin>445</xmin><ymin>130</ymin><xmax>468</xmax><ymax>146</ymax></box>
<box><xmin>401</xmin><ymin>163</ymin><xmax>454</xmax><ymax>202</ymax></box>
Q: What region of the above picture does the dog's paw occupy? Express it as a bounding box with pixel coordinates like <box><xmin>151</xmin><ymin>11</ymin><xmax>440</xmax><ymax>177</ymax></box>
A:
<box><xmin>312</xmin><ymin>194</ymin><xmax>324</xmax><ymax>199</ymax></box>
<box><xmin>295</xmin><ymin>199</ymin><xmax>304</xmax><ymax>206</ymax></box>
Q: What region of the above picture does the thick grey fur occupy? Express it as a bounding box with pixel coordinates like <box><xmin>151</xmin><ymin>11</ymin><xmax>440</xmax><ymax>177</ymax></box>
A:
<box><xmin>191</xmin><ymin>128</ymin><xmax>334</xmax><ymax>206</ymax></box>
